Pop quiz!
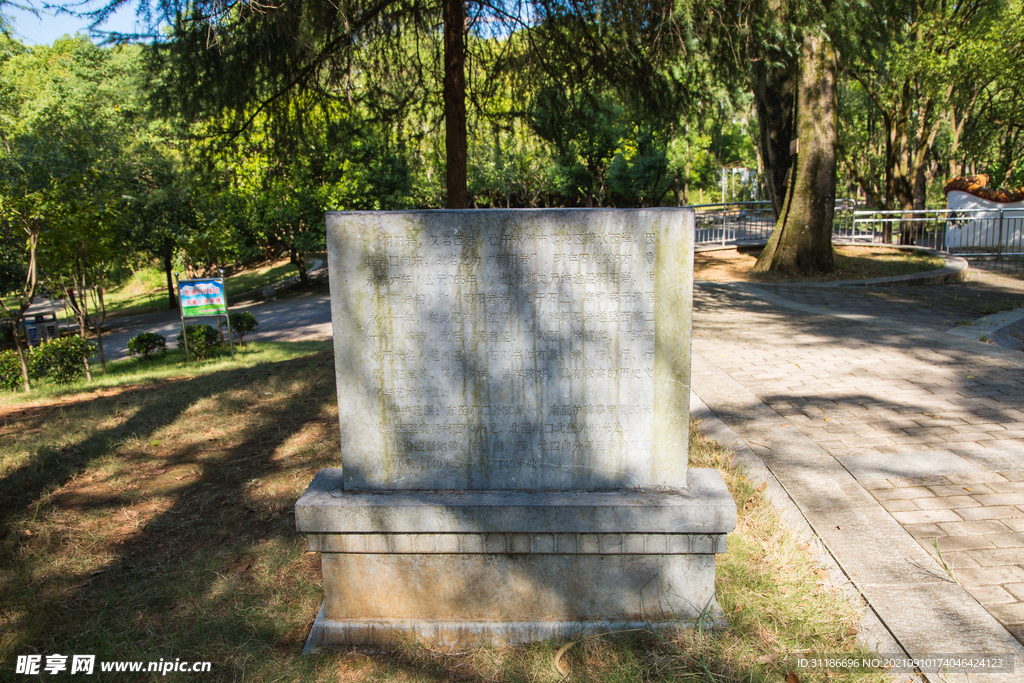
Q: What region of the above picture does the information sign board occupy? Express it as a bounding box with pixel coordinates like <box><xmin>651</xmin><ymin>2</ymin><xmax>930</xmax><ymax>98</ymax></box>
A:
<box><xmin>178</xmin><ymin>279</ymin><xmax>228</xmax><ymax>317</ymax></box>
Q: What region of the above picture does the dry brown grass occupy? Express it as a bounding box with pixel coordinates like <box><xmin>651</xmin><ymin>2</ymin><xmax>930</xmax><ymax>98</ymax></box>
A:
<box><xmin>695</xmin><ymin>246</ymin><xmax>945</xmax><ymax>283</ymax></box>
<box><xmin>1</xmin><ymin>349</ymin><xmax>887</xmax><ymax>682</ymax></box>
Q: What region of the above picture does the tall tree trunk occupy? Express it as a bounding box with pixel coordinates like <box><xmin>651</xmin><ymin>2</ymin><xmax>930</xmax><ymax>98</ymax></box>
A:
<box><xmin>443</xmin><ymin>0</ymin><xmax>468</xmax><ymax>209</ymax></box>
<box><xmin>92</xmin><ymin>285</ymin><xmax>107</xmax><ymax>375</ymax></box>
<box><xmin>909</xmin><ymin>161</ymin><xmax>928</xmax><ymax>245</ymax></box>
<box><xmin>67</xmin><ymin>277</ymin><xmax>93</xmax><ymax>383</ymax></box>
<box><xmin>164</xmin><ymin>247</ymin><xmax>176</xmax><ymax>310</ymax></box>
<box><xmin>93</xmin><ymin>326</ymin><xmax>107</xmax><ymax>375</ymax></box>
<box><xmin>752</xmin><ymin>57</ymin><xmax>798</xmax><ymax>220</ymax></box>
<box><xmin>898</xmin><ymin>101</ymin><xmax>939</xmax><ymax>245</ymax></box>
<box><xmin>291</xmin><ymin>247</ymin><xmax>309</xmax><ymax>287</ymax></box>
<box><xmin>13</xmin><ymin>332</ymin><xmax>30</xmax><ymax>393</ymax></box>
<box><xmin>78</xmin><ymin>273</ymin><xmax>91</xmax><ymax>382</ymax></box>
<box><xmin>753</xmin><ymin>33</ymin><xmax>837</xmax><ymax>277</ymax></box>
<box><xmin>683</xmin><ymin>121</ymin><xmax>691</xmax><ymax>205</ymax></box>
<box><xmin>0</xmin><ymin>228</ymin><xmax>39</xmax><ymax>392</ymax></box>
<box><xmin>881</xmin><ymin>114</ymin><xmax>895</xmax><ymax>243</ymax></box>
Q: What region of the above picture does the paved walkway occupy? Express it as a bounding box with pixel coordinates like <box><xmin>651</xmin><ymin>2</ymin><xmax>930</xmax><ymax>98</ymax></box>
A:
<box><xmin>690</xmin><ymin>273</ymin><xmax>1024</xmax><ymax>682</ymax></box>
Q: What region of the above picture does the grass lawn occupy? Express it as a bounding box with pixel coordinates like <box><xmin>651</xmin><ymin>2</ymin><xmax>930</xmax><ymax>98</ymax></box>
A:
<box><xmin>695</xmin><ymin>245</ymin><xmax>946</xmax><ymax>283</ymax></box>
<box><xmin>38</xmin><ymin>258</ymin><xmax>310</xmax><ymax>325</ymax></box>
<box><xmin>2</xmin><ymin>341</ymin><xmax>333</xmax><ymax>401</ymax></box>
<box><xmin>1</xmin><ymin>344</ymin><xmax>885</xmax><ymax>682</ymax></box>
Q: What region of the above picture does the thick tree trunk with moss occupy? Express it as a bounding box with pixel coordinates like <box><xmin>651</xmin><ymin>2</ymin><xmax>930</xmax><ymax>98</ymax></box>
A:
<box><xmin>753</xmin><ymin>33</ymin><xmax>837</xmax><ymax>277</ymax></box>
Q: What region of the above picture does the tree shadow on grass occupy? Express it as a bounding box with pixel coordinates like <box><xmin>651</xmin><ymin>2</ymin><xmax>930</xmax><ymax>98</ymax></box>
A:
<box><xmin>0</xmin><ymin>348</ymin><xmax>774</xmax><ymax>683</ymax></box>
<box><xmin>0</xmin><ymin>351</ymin><xmax>344</xmax><ymax>680</ymax></box>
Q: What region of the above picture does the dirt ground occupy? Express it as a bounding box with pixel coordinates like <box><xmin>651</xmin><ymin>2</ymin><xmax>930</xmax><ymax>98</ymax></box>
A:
<box><xmin>694</xmin><ymin>245</ymin><xmax>946</xmax><ymax>283</ymax></box>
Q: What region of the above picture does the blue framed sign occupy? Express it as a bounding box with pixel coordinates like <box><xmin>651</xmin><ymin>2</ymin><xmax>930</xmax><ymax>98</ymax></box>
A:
<box><xmin>178</xmin><ymin>279</ymin><xmax>228</xmax><ymax>317</ymax></box>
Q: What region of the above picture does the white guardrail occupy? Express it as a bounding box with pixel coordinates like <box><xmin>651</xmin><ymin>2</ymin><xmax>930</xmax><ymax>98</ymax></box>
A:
<box><xmin>851</xmin><ymin>208</ymin><xmax>1024</xmax><ymax>258</ymax></box>
<box><xmin>693</xmin><ymin>201</ymin><xmax>1024</xmax><ymax>261</ymax></box>
<box><xmin>691</xmin><ymin>199</ymin><xmax>860</xmax><ymax>247</ymax></box>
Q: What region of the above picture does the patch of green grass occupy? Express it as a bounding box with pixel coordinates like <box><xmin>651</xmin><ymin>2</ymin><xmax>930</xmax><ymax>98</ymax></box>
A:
<box><xmin>223</xmin><ymin>261</ymin><xmax>300</xmax><ymax>299</ymax></box>
<box><xmin>1</xmin><ymin>360</ymin><xmax>885</xmax><ymax>683</ymax></box>
<box><xmin>979</xmin><ymin>298</ymin><xmax>1024</xmax><ymax>315</ymax></box>
<box><xmin>0</xmin><ymin>340</ymin><xmax>333</xmax><ymax>404</ymax></box>
<box><xmin>86</xmin><ymin>259</ymin><xmax>305</xmax><ymax>323</ymax></box>
<box><xmin>89</xmin><ymin>264</ymin><xmax>175</xmax><ymax>320</ymax></box>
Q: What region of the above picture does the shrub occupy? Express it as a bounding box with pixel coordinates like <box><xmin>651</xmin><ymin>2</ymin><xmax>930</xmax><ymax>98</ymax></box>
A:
<box><xmin>126</xmin><ymin>332</ymin><xmax>167</xmax><ymax>360</ymax></box>
<box><xmin>228</xmin><ymin>311</ymin><xmax>258</xmax><ymax>345</ymax></box>
<box><xmin>0</xmin><ymin>313</ymin><xmax>13</xmax><ymax>344</ymax></box>
<box><xmin>176</xmin><ymin>324</ymin><xmax>220</xmax><ymax>360</ymax></box>
<box><xmin>31</xmin><ymin>335</ymin><xmax>96</xmax><ymax>385</ymax></box>
<box><xmin>0</xmin><ymin>349</ymin><xmax>24</xmax><ymax>392</ymax></box>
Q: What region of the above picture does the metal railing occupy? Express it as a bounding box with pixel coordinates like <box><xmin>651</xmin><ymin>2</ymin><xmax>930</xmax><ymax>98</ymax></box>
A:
<box><xmin>831</xmin><ymin>198</ymin><xmax>870</xmax><ymax>241</ymax></box>
<box><xmin>690</xmin><ymin>199</ymin><xmax>859</xmax><ymax>247</ymax></box>
<box><xmin>852</xmin><ymin>208</ymin><xmax>1024</xmax><ymax>258</ymax></box>
<box><xmin>690</xmin><ymin>201</ymin><xmax>775</xmax><ymax>246</ymax></box>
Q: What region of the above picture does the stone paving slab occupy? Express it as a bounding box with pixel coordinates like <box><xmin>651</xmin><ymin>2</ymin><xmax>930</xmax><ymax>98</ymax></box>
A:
<box><xmin>691</xmin><ymin>394</ymin><xmax>925</xmax><ymax>682</ymax></box>
<box><xmin>946</xmin><ymin>307</ymin><xmax>1024</xmax><ymax>349</ymax></box>
<box><xmin>701</xmin><ymin>282</ymin><xmax>1024</xmax><ymax>371</ymax></box>
<box><xmin>838</xmin><ymin>451</ymin><xmax>984</xmax><ymax>480</ymax></box>
<box><xmin>754</xmin><ymin>275</ymin><xmax>1024</xmax><ymax>334</ymax></box>
<box><xmin>691</xmin><ymin>276</ymin><xmax>1024</xmax><ymax>682</ymax></box>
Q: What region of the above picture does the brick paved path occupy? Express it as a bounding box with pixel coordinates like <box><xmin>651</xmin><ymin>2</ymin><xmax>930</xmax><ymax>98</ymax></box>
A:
<box><xmin>691</xmin><ymin>273</ymin><xmax>1024</xmax><ymax>673</ymax></box>
<box><xmin>756</xmin><ymin>272</ymin><xmax>1024</xmax><ymax>332</ymax></box>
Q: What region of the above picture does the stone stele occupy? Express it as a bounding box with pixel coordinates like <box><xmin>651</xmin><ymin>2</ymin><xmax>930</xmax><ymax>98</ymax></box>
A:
<box><xmin>296</xmin><ymin>209</ymin><xmax>736</xmax><ymax>650</ymax></box>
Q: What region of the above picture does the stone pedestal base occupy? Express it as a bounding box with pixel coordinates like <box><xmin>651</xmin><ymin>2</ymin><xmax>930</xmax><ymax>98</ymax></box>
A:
<box><xmin>295</xmin><ymin>468</ymin><xmax>736</xmax><ymax>651</ymax></box>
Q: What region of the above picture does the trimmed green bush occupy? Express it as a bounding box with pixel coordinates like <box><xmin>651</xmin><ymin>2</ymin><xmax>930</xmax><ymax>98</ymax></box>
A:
<box><xmin>126</xmin><ymin>332</ymin><xmax>167</xmax><ymax>360</ymax></box>
<box><xmin>0</xmin><ymin>317</ymin><xmax>14</xmax><ymax>344</ymax></box>
<box><xmin>0</xmin><ymin>349</ymin><xmax>24</xmax><ymax>392</ymax></box>
<box><xmin>228</xmin><ymin>311</ymin><xmax>258</xmax><ymax>344</ymax></box>
<box><xmin>176</xmin><ymin>324</ymin><xmax>220</xmax><ymax>360</ymax></box>
<box><xmin>31</xmin><ymin>336</ymin><xmax>96</xmax><ymax>385</ymax></box>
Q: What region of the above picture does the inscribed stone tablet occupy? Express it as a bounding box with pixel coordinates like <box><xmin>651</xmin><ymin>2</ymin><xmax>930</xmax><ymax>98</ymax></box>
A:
<box><xmin>326</xmin><ymin>209</ymin><xmax>693</xmax><ymax>491</ymax></box>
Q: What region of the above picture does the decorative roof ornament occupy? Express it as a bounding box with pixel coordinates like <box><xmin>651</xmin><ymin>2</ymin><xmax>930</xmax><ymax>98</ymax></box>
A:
<box><xmin>943</xmin><ymin>174</ymin><xmax>1024</xmax><ymax>203</ymax></box>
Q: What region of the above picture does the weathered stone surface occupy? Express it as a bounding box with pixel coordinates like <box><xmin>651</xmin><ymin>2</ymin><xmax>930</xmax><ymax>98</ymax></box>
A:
<box><xmin>308</xmin><ymin>552</ymin><xmax>719</xmax><ymax>650</ymax></box>
<box><xmin>296</xmin><ymin>468</ymin><xmax>736</xmax><ymax>535</ymax></box>
<box><xmin>299</xmin><ymin>209</ymin><xmax>728</xmax><ymax>650</ymax></box>
<box><xmin>305</xmin><ymin>532</ymin><xmax>729</xmax><ymax>554</ymax></box>
<box><xmin>306</xmin><ymin>608</ymin><xmax>717</xmax><ymax>651</ymax></box>
<box><xmin>325</xmin><ymin>209</ymin><xmax>692</xmax><ymax>491</ymax></box>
